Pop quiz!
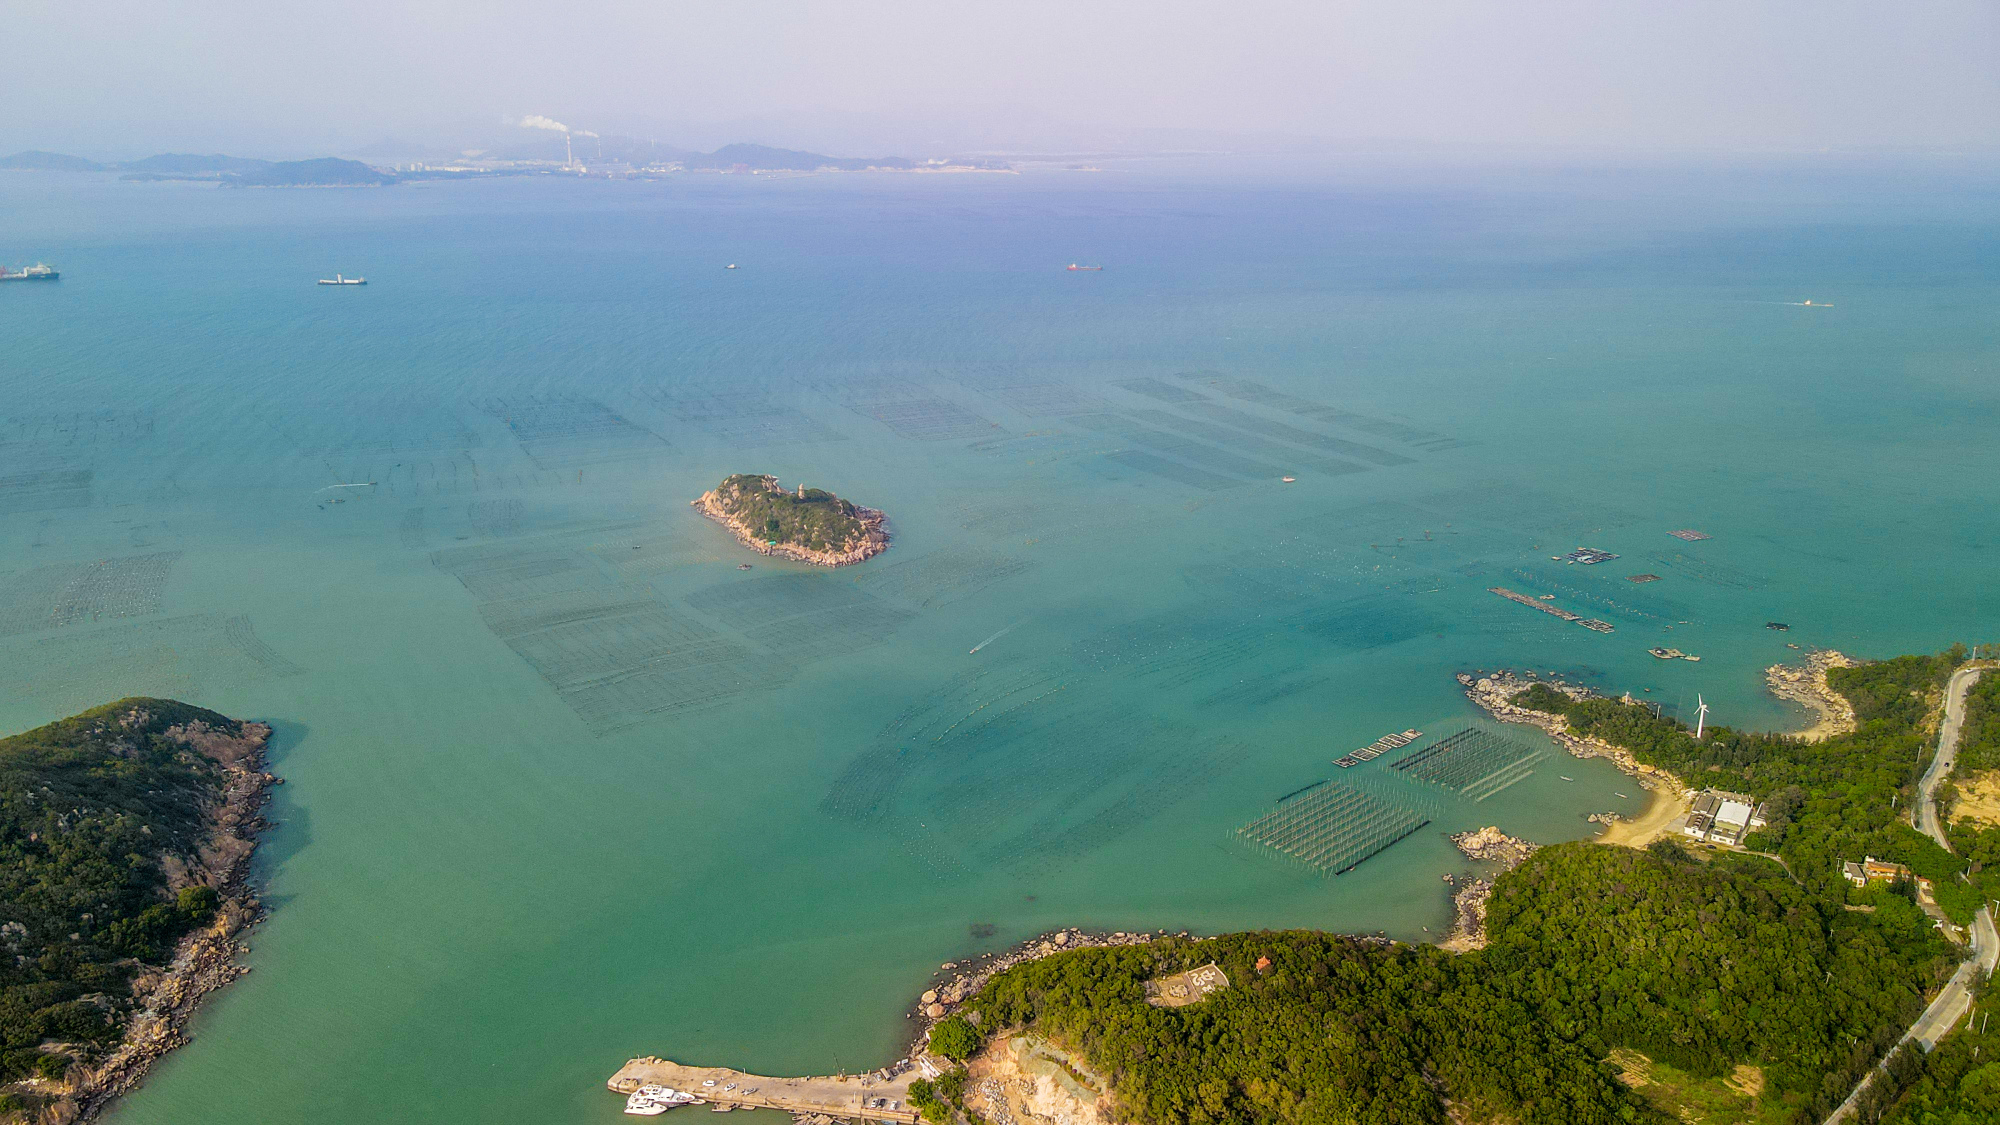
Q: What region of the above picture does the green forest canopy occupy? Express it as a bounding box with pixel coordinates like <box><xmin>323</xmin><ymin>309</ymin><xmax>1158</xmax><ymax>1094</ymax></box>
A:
<box><xmin>960</xmin><ymin>651</ymin><xmax>1978</xmax><ymax>1125</ymax></box>
<box><xmin>706</xmin><ymin>474</ymin><xmax>876</xmax><ymax>555</ymax></box>
<box><xmin>0</xmin><ymin>699</ymin><xmax>247</xmax><ymax>1089</ymax></box>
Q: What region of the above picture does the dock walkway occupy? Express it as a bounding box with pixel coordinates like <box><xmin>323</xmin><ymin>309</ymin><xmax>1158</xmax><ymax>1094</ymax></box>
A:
<box><xmin>609</xmin><ymin>1057</ymin><xmax>920</xmax><ymax>1122</ymax></box>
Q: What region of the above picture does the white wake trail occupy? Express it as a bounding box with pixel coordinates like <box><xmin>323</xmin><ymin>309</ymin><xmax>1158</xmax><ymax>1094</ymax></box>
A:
<box><xmin>969</xmin><ymin>623</ymin><xmax>1020</xmax><ymax>654</ymax></box>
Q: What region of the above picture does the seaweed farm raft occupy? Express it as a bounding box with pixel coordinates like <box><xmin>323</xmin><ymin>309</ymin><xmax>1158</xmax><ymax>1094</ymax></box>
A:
<box><xmin>1556</xmin><ymin>547</ymin><xmax>1619</xmax><ymax>565</ymax></box>
<box><xmin>1237</xmin><ymin>780</ymin><xmax>1430</xmax><ymax>874</ymax></box>
<box><xmin>1667</xmin><ymin>529</ymin><xmax>1712</xmax><ymax>541</ymax></box>
<box><xmin>1336</xmin><ymin>729</ymin><xmax>1422</xmax><ymax>768</ymax></box>
<box><xmin>1487</xmin><ymin>586</ymin><xmax>1614</xmax><ymax>632</ymax></box>
<box><xmin>1389</xmin><ymin>727</ymin><xmax>1544</xmax><ymax>801</ymax></box>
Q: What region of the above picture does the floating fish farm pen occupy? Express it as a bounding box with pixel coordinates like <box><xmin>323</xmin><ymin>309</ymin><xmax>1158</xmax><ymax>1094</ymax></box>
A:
<box><xmin>1389</xmin><ymin>726</ymin><xmax>1544</xmax><ymax>801</ymax></box>
<box><xmin>1237</xmin><ymin>781</ymin><xmax>1431</xmax><ymax>874</ymax></box>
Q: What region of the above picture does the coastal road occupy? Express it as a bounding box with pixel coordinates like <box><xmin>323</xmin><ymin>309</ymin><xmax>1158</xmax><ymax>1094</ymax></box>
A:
<box><xmin>1906</xmin><ymin>905</ymin><xmax>1996</xmax><ymax>1049</ymax></box>
<box><xmin>1825</xmin><ymin>665</ymin><xmax>1992</xmax><ymax>1124</ymax></box>
<box><xmin>1917</xmin><ymin>665</ymin><xmax>1987</xmax><ymax>846</ymax></box>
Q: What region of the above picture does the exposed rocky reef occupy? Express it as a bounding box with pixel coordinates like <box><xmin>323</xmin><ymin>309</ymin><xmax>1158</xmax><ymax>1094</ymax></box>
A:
<box><xmin>1438</xmin><ymin>826</ymin><xmax>1540</xmax><ymax>953</ymax></box>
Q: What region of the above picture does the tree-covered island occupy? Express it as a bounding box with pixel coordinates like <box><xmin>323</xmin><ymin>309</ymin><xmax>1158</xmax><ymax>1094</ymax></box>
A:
<box><xmin>693</xmin><ymin>474</ymin><xmax>888</xmax><ymax>566</ymax></box>
<box><xmin>887</xmin><ymin>648</ymin><xmax>1997</xmax><ymax>1125</ymax></box>
<box><xmin>0</xmin><ymin>700</ymin><xmax>278</xmax><ymax>1124</ymax></box>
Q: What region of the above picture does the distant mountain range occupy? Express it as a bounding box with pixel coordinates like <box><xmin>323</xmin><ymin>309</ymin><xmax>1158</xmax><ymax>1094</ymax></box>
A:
<box><xmin>0</xmin><ymin>150</ymin><xmax>389</xmax><ymax>186</ymax></box>
<box><xmin>1</xmin><ymin>140</ymin><xmax>996</xmax><ymax>184</ymax></box>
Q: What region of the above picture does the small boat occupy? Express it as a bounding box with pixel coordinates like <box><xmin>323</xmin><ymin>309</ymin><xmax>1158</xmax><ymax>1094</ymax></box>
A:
<box><xmin>1559</xmin><ymin>776</ymin><xmax>1574</xmax><ymax>782</ymax></box>
<box><xmin>736</xmin><ymin>563</ymin><xmax>753</xmax><ymax>570</ymax></box>
<box><xmin>626</xmin><ymin>1086</ymin><xmax>699</xmax><ymax>1115</ymax></box>
<box><xmin>624</xmin><ymin>1093</ymin><xmax>669</xmax><ymax>1116</ymax></box>
<box><xmin>317</xmin><ymin>274</ymin><xmax>365</xmax><ymax>285</ymax></box>
<box><xmin>1281</xmin><ymin>476</ymin><xmax>1296</xmax><ymax>483</ymax></box>
<box><xmin>1614</xmin><ymin>792</ymin><xmax>1629</xmax><ymax>799</ymax></box>
<box><xmin>726</xmin><ymin>264</ymin><xmax>738</xmax><ymax>269</ymax></box>
<box><xmin>1065</xmin><ymin>263</ymin><xmax>1103</xmax><ymax>271</ymax></box>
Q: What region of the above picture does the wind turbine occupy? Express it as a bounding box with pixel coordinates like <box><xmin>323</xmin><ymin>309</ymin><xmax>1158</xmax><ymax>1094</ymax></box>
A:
<box><xmin>1695</xmin><ymin>694</ymin><xmax>1710</xmax><ymax>740</ymax></box>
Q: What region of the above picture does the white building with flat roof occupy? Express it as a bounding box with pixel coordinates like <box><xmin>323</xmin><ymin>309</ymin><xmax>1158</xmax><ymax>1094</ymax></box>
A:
<box><xmin>1682</xmin><ymin>789</ymin><xmax>1767</xmax><ymax>846</ymax></box>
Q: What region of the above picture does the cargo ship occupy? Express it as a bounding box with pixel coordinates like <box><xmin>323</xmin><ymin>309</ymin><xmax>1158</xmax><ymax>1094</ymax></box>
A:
<box><xmin>1</xmin><ymin>263</ymin><xmax>58</xmax><ymax>281</ymax></box>
<box><xmin>317</xmin><ymin>273</ymin><xmax>366</xmax><ymax>286</ymax></box>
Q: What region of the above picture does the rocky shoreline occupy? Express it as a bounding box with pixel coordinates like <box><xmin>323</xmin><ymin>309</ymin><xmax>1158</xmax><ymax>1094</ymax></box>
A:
<box><xmin>1765</xmin><ymin>649</ymin><xmax>1858</xmax><ymax>741</ymax></box>
<box><xmin>1457</xmin><ymin>670</ymin><xmax>1686</xmax><ymax>799</ymax></box>
<box><xmin>1438</xmin><ymin>827</ymin><xmax>1539</xmax><ymax>953</ymax></box>
<box><xmin>56</xmin><ymin>717</ymin><xmax>280</xmax><ymax>1125</ymax></box>
<box><xmin>692</xmin><ymin>478</ymin><xmax>889</xmax><ymax>568</ymax></box>
<box><xmin>902</xmin><ymin>928</ymin><xmax>1194</xmax><ymax>1056</ymax></box>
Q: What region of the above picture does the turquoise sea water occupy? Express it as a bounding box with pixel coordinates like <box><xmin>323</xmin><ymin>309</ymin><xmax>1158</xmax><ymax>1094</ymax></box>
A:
<box><xmin>2</xmin><ymin>158</ymin><xmax>1998</xmax><ymax>1123</ymax></box>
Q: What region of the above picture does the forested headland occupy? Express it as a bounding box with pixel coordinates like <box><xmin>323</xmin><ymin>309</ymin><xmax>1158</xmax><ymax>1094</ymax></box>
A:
<box><xmin>0</xmin><ymin>699</ymin><xmax>275</xmax><ymax>1122</ymax></box>
<box><xmin>923</xmin><ymin>649</ymin><xmax>1992</xmax><ymax>1125</ymax></box>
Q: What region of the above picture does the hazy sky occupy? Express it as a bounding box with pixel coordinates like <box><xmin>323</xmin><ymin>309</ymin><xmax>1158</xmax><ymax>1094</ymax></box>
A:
<box><xmin>8</xmin><ymin>0</ymin><xmax>1998</xmax><ymax>158</ymax></box>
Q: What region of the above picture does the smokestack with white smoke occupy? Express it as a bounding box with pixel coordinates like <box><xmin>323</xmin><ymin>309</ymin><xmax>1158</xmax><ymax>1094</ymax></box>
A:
<box><xmin>514</xmin><ymin>114</ymin><xmax>598</xmax><ymax>168</ymax></box>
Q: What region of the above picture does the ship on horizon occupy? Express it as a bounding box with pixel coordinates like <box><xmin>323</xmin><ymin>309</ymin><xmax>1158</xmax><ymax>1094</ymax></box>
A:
<box><xmin>1066</xmin><ymin>263</ymin><xmax>1102</xmax><ymax>271</ymax></box>
<box><xmin>1</xmin><ymin>263</ymin><xmax>58</xmax><ymax>281</ymax></box>
<box><xmin>317</xmin><ymin>273</ymin><xmax>366</xmax><ymax>285</ymax></box>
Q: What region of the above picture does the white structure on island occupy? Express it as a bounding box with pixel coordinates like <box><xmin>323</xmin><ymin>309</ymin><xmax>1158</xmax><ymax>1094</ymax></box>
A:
<box><xmin>1681</xmin><ymin>788</ymin><xmax>1766</xmax><ymax>846</ymax></box>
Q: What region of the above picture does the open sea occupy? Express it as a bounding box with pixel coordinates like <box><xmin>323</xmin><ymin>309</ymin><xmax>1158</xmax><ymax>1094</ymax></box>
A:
<box><xmin>2</xmin><ymin>155</ymin><xmax>1997</xmax><ymax>1123</ymax></box>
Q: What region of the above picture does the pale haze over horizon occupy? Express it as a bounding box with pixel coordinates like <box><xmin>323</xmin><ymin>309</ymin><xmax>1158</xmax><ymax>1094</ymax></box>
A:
<box><xmin>7</xmin><ymin>0</ymin><xmax>2000</xmax><ymax>161</ymax></box>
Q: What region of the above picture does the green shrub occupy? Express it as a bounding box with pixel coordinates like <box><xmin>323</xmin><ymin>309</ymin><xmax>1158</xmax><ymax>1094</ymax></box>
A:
<box><xmin>929</xmin><ymin>1015</ymin><xmax>982</xmax><ymax>1061</ymax></box>
<box><xmin>177</xmin><ymin>885</ymin><xmax>220</xmax><ymax>922</ymax></box>
<box><xmin>906</xmin><ymin>1078</ymin><xmax>947</xmax><ymax>1124</ymax></box>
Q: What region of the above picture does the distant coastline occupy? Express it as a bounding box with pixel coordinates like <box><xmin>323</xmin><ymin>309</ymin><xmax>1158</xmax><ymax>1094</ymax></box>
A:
<box><xmin>1</xmin><ymin>140</ymin><xmax>1013</xmax><ymax>186</ymax></box>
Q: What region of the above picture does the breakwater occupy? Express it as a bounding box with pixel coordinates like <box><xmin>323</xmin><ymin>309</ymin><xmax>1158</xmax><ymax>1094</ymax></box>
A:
<box><xmin>607</xmin><ymin>1059</ymin><xmax>919</xmax><ymax>1123</ymax></box>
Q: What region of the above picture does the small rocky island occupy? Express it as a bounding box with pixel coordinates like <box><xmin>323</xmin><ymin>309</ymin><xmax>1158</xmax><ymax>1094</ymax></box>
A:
<box><xmin>693</xmin><ymin>474</ymin><xmax>888</xmax><ymax>567</ymax></box>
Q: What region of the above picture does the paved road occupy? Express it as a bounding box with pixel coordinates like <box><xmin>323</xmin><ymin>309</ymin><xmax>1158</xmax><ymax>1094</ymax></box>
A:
<box><xmin>1916</xmin><ymin>665</ymin><xmax>1987</xmax><ymax>846</ymax></box>
<box><xmin>1825</xmin><ymin>666</ymin><xmax>1992</xmax><ymax>1124</ymax></box>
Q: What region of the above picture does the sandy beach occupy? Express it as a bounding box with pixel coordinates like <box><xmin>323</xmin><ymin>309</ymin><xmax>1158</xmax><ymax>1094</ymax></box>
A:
<box><xmin>1595</xmin><ymin>788</ymin><xmax>1690</xmax><ymax>849</ymax></box>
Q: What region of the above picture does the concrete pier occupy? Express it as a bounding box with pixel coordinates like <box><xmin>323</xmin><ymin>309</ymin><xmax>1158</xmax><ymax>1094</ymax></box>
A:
<box><xmin>608</xmin><ymin>1057</ymin><xmax>920</xmax><ymax>1122</ymax></box>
